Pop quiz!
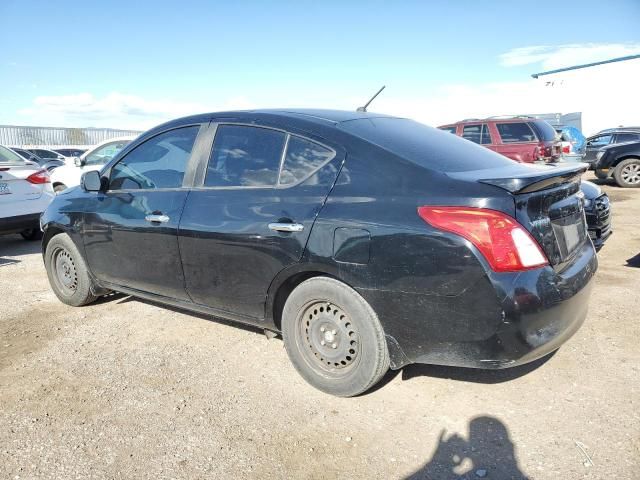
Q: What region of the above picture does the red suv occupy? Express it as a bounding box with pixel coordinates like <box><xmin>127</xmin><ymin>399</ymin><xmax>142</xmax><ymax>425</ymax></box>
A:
<box><xmin>439</xmin><ymin>117</ymin><xmax>561</xmax><ymax>163</ymax></box>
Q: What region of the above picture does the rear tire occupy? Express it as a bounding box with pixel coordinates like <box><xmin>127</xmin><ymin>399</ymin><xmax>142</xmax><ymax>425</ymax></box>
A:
<box><xmin>613</xmin><ymin>158</ymin><xmax>640</xmax><ymax>188</ymax></box>
<box><xmin>54</xmin><ymin>183</ymin><xmax>67</xmax><ymax>193</ymax></box>
<box><xmin>20</xmin><ymin>229</ymin><xmax>43</xmax><ymax>241</ymax></box>
<box><xmin>44</xmin><ymin>233</ymin><xmax>97</xmax><ymax>306</ymax></box>
<box><xmin>282</xmin><ymin>276</ymin><xmax>389</xmax><ymax>397</ymax></box>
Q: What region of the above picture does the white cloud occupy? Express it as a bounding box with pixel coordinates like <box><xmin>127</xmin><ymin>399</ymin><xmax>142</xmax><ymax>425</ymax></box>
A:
<box><xmin>500</xmin><ymin>43</ymin><xmax>640</xmax><ymax>70</ymax></box>
<box><xmin>17</xmin><ymin>92</ymin><xmax>251</xmax><ymax>129</ymax></box>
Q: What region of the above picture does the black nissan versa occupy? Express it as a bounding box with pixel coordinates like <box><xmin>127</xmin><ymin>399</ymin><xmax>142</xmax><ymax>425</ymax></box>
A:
<box><xmin>41</xmin><ymin>110</ymin><xmax>597</xmax><ymax>396</ymax></box>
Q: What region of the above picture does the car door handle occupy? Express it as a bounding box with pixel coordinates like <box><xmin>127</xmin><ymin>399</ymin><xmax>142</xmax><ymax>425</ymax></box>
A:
<box><xmin>145</xmin><ymin>214</ymin><xmax>170</xmax><ymax>223</ymax></box>
<box><xmin>268</xmin><ymin>222</ymin><xmax>304</xmax><ymax>232</ymax></box>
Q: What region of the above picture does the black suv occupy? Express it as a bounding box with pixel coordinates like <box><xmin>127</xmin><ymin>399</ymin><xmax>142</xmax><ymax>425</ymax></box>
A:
<box><xmin>584</xmin><ymin>128</ymin><xmax>640</xmax><ymax>166</ymax></box>
<box><xmin>41</xmin><ymin>110</ymin><xmax>597</xmax><ymax>396</ymax></box>
<box><xmin>593</xmin><ymin>139</ymin><xmax>640</xmax><ymax>187</ymax></box>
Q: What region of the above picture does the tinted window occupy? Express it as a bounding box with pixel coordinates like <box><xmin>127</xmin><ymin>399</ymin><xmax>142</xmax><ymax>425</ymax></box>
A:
<box><xmin>530</xmin><ymin>121</ymin><xmax>557</xmax><ymax>141</ymax></box>
<box><xmin>205</xmin><ymin>125</ymin><xmax>286</xmax><ymax>187</ymax></box>
<box><xmin>462</xmin><ymin>124</ymin><xmax>492</xmax><ymax>145</ymax></box>
<box><xmin>340</xmin><ymin>117</ymin><xmax>513</xmax><ymax>173</ymax></box>
<box><xmin>32</xmin><ymin>149</ymin><xmax>58</xmax><ymax>159</ymax></box>
<box><xmin>439</xmin><ymin>126</ymin><xmax>457</xmax><ymax>134</ymax></box>
<box><xmin>616</xmin><ymin>133</ymin><xmax>640</xmax><ymax>143</ymax></box>
<box><xmin>495</xmin><ymin>122</ymin><xmax>537</xmax><ymax>143</ymax></box>
<box><xmin>588</xmin><ymin>135</ymin><xmax>612</xmax><ymax>148</ymax></box>
<box><xmin>85</xmin><ymin>141</ymin><xmax>130</xmax><ymax>166</ymax></box>
<box><xmin>109</xmin><ymin>126</ymin><xmax>199</xmax><ymax>190</ymax></box>
<box><xmin>279</xmin><ymin>136</ymin><xmax>334</xmax><ymax>186</ymax></box>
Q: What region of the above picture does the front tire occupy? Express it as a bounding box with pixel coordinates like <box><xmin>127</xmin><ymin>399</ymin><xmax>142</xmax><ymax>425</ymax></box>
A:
<box><xmin>44</xmin><ymin>233</ymin><xmax>97</xmax><ymax>306</ymax></box>
<box><xmin>613</xmin><ymin>158</ymin><xmax>640</xmax><ymax>188</ymax></box>
<box><xmin>282</xmin><ymin>277</ymin><xmax>389</xmax><ymax>397</ymax></box>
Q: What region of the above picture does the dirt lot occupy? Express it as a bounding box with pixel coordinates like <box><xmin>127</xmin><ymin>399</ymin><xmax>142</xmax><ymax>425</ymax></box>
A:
<box><xmin>1</xmin><ymin>173</ymin><xmax>638</xmax><ymax>480</ymax></box>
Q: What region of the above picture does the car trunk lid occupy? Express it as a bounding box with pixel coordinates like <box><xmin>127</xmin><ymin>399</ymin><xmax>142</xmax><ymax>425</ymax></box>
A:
<box><xmin>449</xmin><ymin>163</ymin><xmax>589</xmax><ymax>267</ymax></box>
<box><xmin>0</xmin><ymin>165</ymin><xmax>45</xmax><ymax>202</ymax></box>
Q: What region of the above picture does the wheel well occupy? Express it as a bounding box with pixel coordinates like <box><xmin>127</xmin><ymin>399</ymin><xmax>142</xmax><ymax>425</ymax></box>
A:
<box><xmin>613</xmin><ymin>155</ymin><xmax>640</xmax><ymax>167</ymax></box>
<box><xmin>272</xmin><ymin>271</ymin><xmax>329</xmax><ymax>331</ymax></box>
<box><xmin>42</xmin><ymin>226</ymin><xmax>64</xmax><ymax>255</ymax></box>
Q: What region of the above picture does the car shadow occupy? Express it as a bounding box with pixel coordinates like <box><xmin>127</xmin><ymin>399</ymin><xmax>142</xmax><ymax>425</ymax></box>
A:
<box><xmin>405</xmin><ymin>415</ymin><xmax>530</xmax><ymax>479</ymax></box>
<box><xmin>625</xmin><ymin>252</ymin><xmax>640</xmax><ymax>268</ymax></box>
<box><xmin>0</xmin><ymin>235</ymin><xmax>42</xmax><ymax>266</ymax></box>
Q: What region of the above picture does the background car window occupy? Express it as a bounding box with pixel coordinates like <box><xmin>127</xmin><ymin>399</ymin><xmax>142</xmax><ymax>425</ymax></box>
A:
<box><xmin>85</xmin><ymin>141</ymin><xmax>130</xmax><ymax>166</ymax></box>
<box><xmin>205</xmin><ymin>125</ymin><xmax>286</xmax><ymax>187</ymax></box>
<box><xmin>109</xmin><ymin>126</ymin><xmax>199</xmax><ymax>190</ymax></box>
<box><xmin>588</xmin><ymin>134</ymin><xmax>612</xmax><ymax>147</ymax></box>
<box><xmin>462</xmin><ymin>124</ymin><xmax>491</xmax><ymax>145</ymax></box>
<box><xmin>32</xmin><ymin>149</ymin><xmax>57</xmax><ymax>159</ymax></box>
<box><xmin>616</xmin><ymin>133</ymin><xmax>640</xmax><ymax>143</ymax></box>
<box><xmin>0</xmin><ymin>145</ymin><xmax>26</xmax><ymax>165</ymax></box>
<box><xmin>495</xmin><ymin>122</ymin><xmax>537</xmax><ymax>143</ymax></box>
<box><xmin>279</xmin><ymin>136</ymin><xmax>334</xmax><ymax>186</ymax></box>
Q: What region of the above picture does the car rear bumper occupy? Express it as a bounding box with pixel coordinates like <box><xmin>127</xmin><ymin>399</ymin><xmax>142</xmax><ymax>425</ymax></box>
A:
<box><xmin>362</xmin><ymin>241</ymin><xmax>597</xmax><ymax>370</ymax></box>
<box><xmin>0</xmin><ymin>213</ymin><xmax>41</xmax><ymax>234</ymax></box>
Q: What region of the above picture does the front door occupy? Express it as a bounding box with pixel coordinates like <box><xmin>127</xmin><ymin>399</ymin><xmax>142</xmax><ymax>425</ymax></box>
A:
<box><xmin>584</xmin><ymin>134</ymin><xmax>613</xmax><ymax>163</ymax></box>
<box><xmin>83</xmin><ymin>125</ymin><xmax>202</xmax><ymax>300</ymax></box>
<box><xmin>179</xmin><ymin>123</ymin><xmax>343</xmax><ymax>321</ymax></box>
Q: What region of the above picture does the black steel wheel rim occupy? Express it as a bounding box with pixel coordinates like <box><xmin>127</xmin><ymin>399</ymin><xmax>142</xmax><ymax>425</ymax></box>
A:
<box><xmin>296</xmin><ymin>300</ymin><xmax>361</xmax><ymax>376</ymax></box>
<box><xmin>53</xmin><ymin>247</ymin><xmax>78</xmax><ymax>295</ymax></box>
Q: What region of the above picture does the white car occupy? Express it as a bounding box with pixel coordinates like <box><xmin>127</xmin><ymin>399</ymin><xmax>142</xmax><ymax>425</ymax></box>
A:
<box><xmin>0</xmin><ymin>145</ymin><xmax>55</xmax><ymax>240</ymax></box>
<box><xmin>50</xmin><ymin>137</ymin><xmax>134</xmax><ymax>192</ymax></box>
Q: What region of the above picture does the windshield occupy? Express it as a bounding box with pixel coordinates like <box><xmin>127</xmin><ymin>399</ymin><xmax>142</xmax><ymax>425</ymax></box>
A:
<box><xmin>0</xmin><ymin>145</ymin><xmax>27</xmax><ymax>165</ymax></box>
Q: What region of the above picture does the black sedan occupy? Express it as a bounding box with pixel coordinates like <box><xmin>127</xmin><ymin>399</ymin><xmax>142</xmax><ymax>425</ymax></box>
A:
<box><xmin>41</xmin><ymin>110</ymin><xmax>597</xmax><ymax>396</ymax></box>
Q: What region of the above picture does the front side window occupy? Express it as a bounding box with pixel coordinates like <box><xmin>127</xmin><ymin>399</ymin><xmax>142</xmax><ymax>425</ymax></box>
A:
<box><xmin>462</xmin><ymin>124</ymin><xmax>492</xmax><ymax>145</ymax></box>
<box><xmin>279</xmin><ymin>136</ymin><xmax>334</xmax><ymax>186</ymax></box>
<box><xmin>495</xmin><ymin>122</ymin><xmax>537</xmax><ymax>143</ymax></box>
<box><xmin>109</xmin><ymin>126</ymin><xmax>199</xmax><ymax>190</ymax></box>
<box><xmin>85</xmin><ymin>141</ymin><xmax>130</xmax><ymax>166</ymax></box>
<box><xmin>205</xmin><ymin>125</ymin><xmax>286</xmax><ymax>187</ymax></box>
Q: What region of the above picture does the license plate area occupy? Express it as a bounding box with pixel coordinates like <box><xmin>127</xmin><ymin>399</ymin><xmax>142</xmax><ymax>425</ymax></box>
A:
<box><xmin>0</xmin><ymin>182</ymin><xmax>11</xmax><ymax>195</ymax></box>
<box><xmin>551</xmin><ymin>211</ymin><xmax>587</xmax><ymax>260</ymax></box>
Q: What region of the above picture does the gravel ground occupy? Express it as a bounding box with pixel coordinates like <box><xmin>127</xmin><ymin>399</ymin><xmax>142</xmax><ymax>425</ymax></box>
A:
<box><xmin>1</xmin><ymin>173</ymin><xmax>638</xmax><ymax>480</ymax></box>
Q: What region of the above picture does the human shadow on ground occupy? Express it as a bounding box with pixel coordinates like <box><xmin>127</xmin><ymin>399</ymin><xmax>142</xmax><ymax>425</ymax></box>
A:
<box><xmin>405</xmin><ymin>415</ymin><xmax>530</xmax><ymax>480</ymax></box>
<box><xmin>625</xmin><ymin>252</ymin><xmax>640</xmax><ymax>268</ymax></box>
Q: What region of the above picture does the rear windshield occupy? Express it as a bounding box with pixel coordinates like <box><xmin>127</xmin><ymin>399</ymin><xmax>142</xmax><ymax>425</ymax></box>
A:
<box><xmin>340</xmin><ymin>117</ymin><xmax>513</xmax><ymax>172</ymax></box>
<box><xmin>530</xmin><ymin>120</ymin><xmax>558</xmax><ymax>142</ymax></box>
<box><xmin>0</xmin><ymin>145</ymin><xmax>26</xmax><ymax>165</ymax></box>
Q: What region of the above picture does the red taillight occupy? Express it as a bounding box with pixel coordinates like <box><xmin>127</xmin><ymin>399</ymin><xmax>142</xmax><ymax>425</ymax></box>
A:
<box><xmin>417</xmin><ymin>206</ymin><xmax>548</xmax><ymax>272</ymax></box>
<box><xmin>562</xmin><ymin>145</ymin><xmax>571</xmax><ymax>154</ymax></box>
<box><xmin>26</xmin><ymin>169</ymin><xmax>51</xmax><ymax>184</ymax></box>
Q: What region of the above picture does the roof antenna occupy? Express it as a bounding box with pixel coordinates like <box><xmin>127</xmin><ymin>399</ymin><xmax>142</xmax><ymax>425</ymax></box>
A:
<box><xmin>357</xmin><ymin>85</ymin><xmax>386</xmax><ymax>112</ymax></box>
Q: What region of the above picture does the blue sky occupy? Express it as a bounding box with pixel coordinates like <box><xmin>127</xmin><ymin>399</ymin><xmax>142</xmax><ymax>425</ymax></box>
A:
<box><xmin>1</xmin><ymin>0</ymin><xmax>639</xmax><ymax>129</ymax></box>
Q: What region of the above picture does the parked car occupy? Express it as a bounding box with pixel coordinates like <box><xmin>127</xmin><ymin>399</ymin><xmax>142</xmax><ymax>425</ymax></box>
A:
<box><xmin>584</xmin><ymin>128</ymin><xmax>640</xmax><ymax>167</ymax></box>
<box><xmin>11</xmin><ymin>147</ymin><xmax>65</xmax><ymax>171</ymax></box>
<box><xmin>593</xmin><ymin>139</ymin><xmax>640</xmax><ymax>187</ymax></box>
<box><xmin>50</xmin><ymin>137</ymin><xmax>134</xmax><ymax>192</ymax></box>
<box><xmin>27</xmin><ymin>148</ymin><xmax>66</xmax><ymax>164</ymax></box>
<box><xmin>554</xmin><ymin>125</ymin><xmax>586</xmax><ymax>162</ymax></box>
<box><xmin>0</xmin><ymin>145</ymin><xmax>54</xmax><ymax>240</ymax></box>
<box><xmin>53</xmin><ymin>148</ymin><xmax>88</xmax><ymax>158</ymax></box>
<box><xmin>438</xmin><ymin>116</ymin><xmax>562</xmax><ymax>163</ymax></box>
<box><xmin>41</xmin><ymin>110</ymin><xmax>597</xmax><ymax>396</ymax></box>
<box><xmin>439</xmin><ymin>119</ymin><xmax>611</xmax><ymax>249</ymax></box>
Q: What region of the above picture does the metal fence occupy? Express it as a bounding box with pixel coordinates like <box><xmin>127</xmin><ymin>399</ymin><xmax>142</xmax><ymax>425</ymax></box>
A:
<box><xmin>0</xmin><ymin>125</ymin><xmax>142</xmax><ymax>148</ymax></box>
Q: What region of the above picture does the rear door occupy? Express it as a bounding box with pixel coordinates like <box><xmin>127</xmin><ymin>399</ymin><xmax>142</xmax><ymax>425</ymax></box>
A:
<box><xmin>461</xmin><ymin>123</ymin><xmax>495</xmax><ymax>152</ymax></box>
<box><xmin>82</xmin><ymin>125</ymin><xmax>202</xmax><ymax>299</ymax></box>
<box><xmin>179</xmin><ymin>123</ymin><xmax>344</xmax><ymax>321</ymax></box>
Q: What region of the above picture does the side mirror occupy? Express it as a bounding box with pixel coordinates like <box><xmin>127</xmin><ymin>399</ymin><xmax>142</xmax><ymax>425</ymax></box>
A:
<box><xmin>74</xmin><ymin>157</ymin><xmax>84</xmax><ymax>167</ymax></box>
<box><xmin>81</xmin><ymin>170</ymin><xmax>103</xmax><ymax>192</ymax></box>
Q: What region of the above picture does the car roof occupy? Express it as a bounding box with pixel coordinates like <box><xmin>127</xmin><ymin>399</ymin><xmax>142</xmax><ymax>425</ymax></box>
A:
<box><xmin>439</xmin><ymin>116</ymin><xmax>543</xmax><ymax>128</ymax></box>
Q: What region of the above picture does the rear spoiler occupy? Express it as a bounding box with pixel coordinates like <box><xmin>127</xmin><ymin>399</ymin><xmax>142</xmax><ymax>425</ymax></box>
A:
<box><xmin>448</xmin><ymin>163</ymin><xmax>587</xmax><ymax>194</ymax></box>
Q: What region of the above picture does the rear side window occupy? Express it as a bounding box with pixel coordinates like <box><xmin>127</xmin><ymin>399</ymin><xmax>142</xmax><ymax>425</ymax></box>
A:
<box><xmin>462</xmin><ymin>124</ymin><xmax>492</xmax><ymax>145</ymax></box>
<box><xmin>588</xmin><ymin>134</ymin><xmax>612</xmax><ymax>147</ymax></box>
<box><xmin>205</xmin><ymin>125</ymin><xmax>286</xmax><ymax>187</ymax></box>
<box><xmin>616</xmin><ymin>133</ymin><xmax>640</xmax><ymax>143</ymax></box>
<box><xmin>495</xmin><ymin>122</ymin><xmax>537</xmax><ymax>143</ymax></box>
<box><xmin>109</xmin><ymin>126</ymin><xmax>199</xmax><ymax>190</ymax></box>
<box><xmin>279</xmin><ymin>136</ymin><xmax>335</xmax><ymax>186</ymax></box>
